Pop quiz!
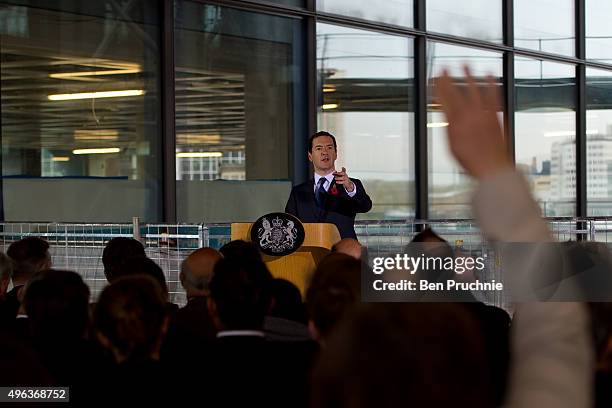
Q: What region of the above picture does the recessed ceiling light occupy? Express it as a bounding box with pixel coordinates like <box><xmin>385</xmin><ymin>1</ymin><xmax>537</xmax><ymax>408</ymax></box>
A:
<box><xmin>48</xmin><ymin>90</ymin><xmax>144</xmax><ymax>101</ymax></box>
<box><xmin>72</xmin><ymin>148</ymin><xmax>121</xmax><ymax>154</ymax></box>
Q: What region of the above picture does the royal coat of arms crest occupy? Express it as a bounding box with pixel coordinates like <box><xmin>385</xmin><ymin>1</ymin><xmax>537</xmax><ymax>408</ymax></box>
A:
<box><xmin>250</xmin><ymin>212</ymin><xmax>305</xmax><ymax>256</ymax></box>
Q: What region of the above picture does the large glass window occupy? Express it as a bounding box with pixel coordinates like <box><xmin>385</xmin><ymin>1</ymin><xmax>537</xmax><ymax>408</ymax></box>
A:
<box><xmin>586</xmin><ymin>0</ymin><xmax>612</xmax><ymax>64</ymax></box>
<box><xmin>514</xmin><ymin>0</ymin><xmax>574</xmax><ymax>57</ymax></box>
<box><xmin>515</xmin><ymin>58</ymin><xmax>576</xmax><ymax>216</ymax></box>
<box><xmin>0</xmin><ymin>0</ymin><xmax>161</xmax><ymax>222</ymax></box>
<box><xmin>587</xmin><ymin>67</ymin><xmax>612</xmax><ymax>215</ymax></box>
<box><xmin>174</xmin><ymin>2</ymin><xmax>305</xmax><ymax>223</ymax></box>
<box><xmin>317</xmin><ymin>23</ymin><xmax>415</xmax><ymax>220</ymax></box>
<box><xmin>316</xmin><ymin>0</ymin><xmax>412</xmax><ymax>28</ymax></box>
<box><xmin>427</xmin><ymin>42</ymin><xmax>503</xmax><ymax>218</ymax></box>
<box><xmin>426</xmin><ymin>0</ymin><xmax>502</xmax><ymax>43</ymax></box>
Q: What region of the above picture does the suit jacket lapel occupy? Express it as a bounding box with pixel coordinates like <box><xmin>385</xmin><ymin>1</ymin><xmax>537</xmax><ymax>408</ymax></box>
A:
<box><xmin>304</xmin><ymin>180</ymin><xmax>320</xmax><ymax>221</ymax></box>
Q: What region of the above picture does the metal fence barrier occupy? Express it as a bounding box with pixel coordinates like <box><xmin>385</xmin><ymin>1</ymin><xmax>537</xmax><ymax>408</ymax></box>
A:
<box><xmin>0</xmin><ymin>218</ymin><xmax>607</xmax><ymax>307</ymax></box>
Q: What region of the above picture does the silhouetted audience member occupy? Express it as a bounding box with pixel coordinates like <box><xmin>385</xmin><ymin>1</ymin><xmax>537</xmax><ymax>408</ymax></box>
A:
<box><xmin>219</xmin><ymin>239</ymin><xmax>264</xmax><ymax>264</ymax></box>
<box><xmin>331</xmin><ymin>238</ymin><xmax>363</xmax><ymax>260</ymax></box>
<box><xmin>0</xmin><ymin>334</ymin><xmax>52</xmax><ymax>386</ymax></box>
<box><xmin>180</xmin><ymin>247</ymin><xmax>222</xmax><ymax>297</ymax></box>
<box><xmin>268</xmin><ymin>278</ymin><xmax>307</xmax><ymax>324</ymax></box>
<box><xmin>208</xmin><ymin>257</ymin><xmax>272</xmax><ymax>332</ymax></box>
<box><xmin>407</xmin><ymin>228</ymin><xmax>461</xmax><ymax>296</ymax></box>
<box><xmin>24</xmin><ymin>270</ymin><xmax>90</xmax><ymax>343</ymax></box>
<box><xmin>409</xmin><ymin>228</ymin><xmax>511</xmax><ymax>403</ymax></box>
<box><xmin>306</xmin><ymin>253</ymin><xmax>361</xmax><ymax>344</ymax></box>
<box><xmin>0</xmin><ymin>252</ymin><xmax>15</xmax><ymax>323</ymax></box>
<box><xmin>94</xmin><ymin>275</ymin><xmax>170</xmax><ymax>403</ymax></box>
<box><xmin>23</xmin><ymin>269</ymin><xmax>107</xmax><ymax>400</ymax></box>
<box><xmin>162</xmin><ymin>247</ymin><xmax>221</xmax><ymax>361</ymax></box>
<box><xmin>312</xmin><ymin>303</ymin><xmax>493</xmax><ymax>408</ymax></box>
<box><xmin>101</xmin><ymin>237</ymin><xmax>146</xmax><ymax>282</ymax></box>
<box><xmin>5</xmin><ymin>237</ymin><xmax>51</xmax><ymax>319</ymax></box>
<box><xmin>0</xmin><ymin>251</ymin><xmax>13</xmax><ymax>296</ymax></box>
<box><xmin>589</xmin><ymin>302</ymin><xmax>612</xmax><ymax>408</ymax></box>
<box><xmin>114</xmin><ymin>255</ymin><xmax>178</xmax><ymax>314</ymax></box>
<box><xmin>467</xmin><ymin>302</ymin><xmax>511</xmax><ymax>404</ymax></box>
<box><xmin>264</xmin><ymin>278</ymin><xmax>310</xmax><ymax>341</ymax></box>
<box><xmin>203</xmin><ymin>257</ymin><xmax>315</xmax><ymax>407</ymax></box>
<box><xmin>115</xmin><ymin>256</ymin><xmax>168</xmax><ymax>296</ymax></box>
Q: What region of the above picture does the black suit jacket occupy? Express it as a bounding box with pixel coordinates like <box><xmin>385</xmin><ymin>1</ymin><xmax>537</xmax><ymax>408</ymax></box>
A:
<box><xmin>285</xmin><ymin>177</ymin><xmax>372</xmax><ymax>239</ymax></box>
<box><xmin>194</xmin><ymin>335</ymin><xmax>317</xmax><ymax>407</ymax></box>
<box><xmin>161</xmin><ymin>296</ymin><xmax>216</xmax><ymax>362</ymax></box>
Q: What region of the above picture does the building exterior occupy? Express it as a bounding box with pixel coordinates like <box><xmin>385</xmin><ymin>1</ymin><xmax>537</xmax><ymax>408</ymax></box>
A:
<box><xmin>546</xmin><ymin>135</ymin><xmax>612</xmax><ymax>216</ymax></box>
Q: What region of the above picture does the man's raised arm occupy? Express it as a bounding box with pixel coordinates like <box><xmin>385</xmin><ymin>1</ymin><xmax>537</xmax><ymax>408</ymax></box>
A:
<box><xmin>435</xmin><ymin>66</ymin><xmax>593</xmax><ymax>408</ymax></box>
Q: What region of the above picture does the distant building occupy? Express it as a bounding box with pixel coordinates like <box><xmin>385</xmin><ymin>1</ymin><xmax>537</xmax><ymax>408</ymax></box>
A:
<box><xmin>548</xmin><ymin>136</ymin><xmax>612</xmax><ymax>214</ymax></box>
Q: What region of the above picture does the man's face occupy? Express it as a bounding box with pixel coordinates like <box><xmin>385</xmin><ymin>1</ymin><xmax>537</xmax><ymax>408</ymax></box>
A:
<box><xmin>308</xmin><ymin>135</ymin><xmax>337</xmax><ymax>173</ymax></box>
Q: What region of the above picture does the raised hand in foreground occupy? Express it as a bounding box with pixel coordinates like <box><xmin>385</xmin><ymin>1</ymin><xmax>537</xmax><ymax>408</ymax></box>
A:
<box><xmin>434</xmin><ymin>66</ymin><xmax>513</xmax><ymax>180</ymax></box>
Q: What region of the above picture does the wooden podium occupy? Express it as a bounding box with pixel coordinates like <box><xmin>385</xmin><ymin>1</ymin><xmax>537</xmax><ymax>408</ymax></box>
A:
<box><xmin>230</xmin><ymin>223</ymin><xmax>341</xmax><ymax>295</ymax></box>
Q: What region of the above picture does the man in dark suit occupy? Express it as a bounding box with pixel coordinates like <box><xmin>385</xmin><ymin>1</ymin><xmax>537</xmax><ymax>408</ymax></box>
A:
<box><xmin>200</xmin><ymin>257</ymin><xmax>316</xmax><ymax>407</ymax></box>
<box><xmin>4</xmin><ymin>237</ymin><xmax>51</xmax><ymax>321</ymax></box>
<box><xmin>162</xmin><ymin>247</ymin><xmax>221</xmax><ymax>361</ymax></box>
<box><xmin>285</xmin><ymin>131</ymin><xmax>372</xmax><ymax>240</ymax></box>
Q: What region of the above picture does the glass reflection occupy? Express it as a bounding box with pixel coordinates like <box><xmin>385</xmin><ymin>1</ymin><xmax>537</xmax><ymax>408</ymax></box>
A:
<box><xmin>514</xmin><ymin>0</ymin><xmax>574</xmax><ymax>56</ymax></box>
<box><xmin>316</xmin><ymin>0</ymin><xmax>412</xmax><ymax>28</ymax></box>
<box><xmin>427</xmin><ymin>42</ymin><xmax>503</xmax><ymax>218</ymax></box>
<box><xmin>174</xmin><ymin>2</ymin><xmax>305</xmax><ymax>222</ymax></box>
<box><xmin>317</xmin><ymin>23</ymin><xmax>415</xmax><ymax>220</ymax></box>
<box><xmin>515</xmin><ymin>58</ymin><xmax>576</xmax><ymax>216</ymax></box>
<box><xmin>586</xmin><ymin>0</ymin><xmax>612</xmax><ymax>64</ymax></box>
<box><xmin>1</xmin><ymin>0</ymin><xmax>161</xmax><ymax>222</ymax></box>
<box><xmin>587</xmin><ymin>68</ymin><xmax>612</xmax><ymax>215</ymax></box>
<box><xmin>427</xmin><ymin>0</ymin><xmax>502</xmax><ymax>43</ymax></box>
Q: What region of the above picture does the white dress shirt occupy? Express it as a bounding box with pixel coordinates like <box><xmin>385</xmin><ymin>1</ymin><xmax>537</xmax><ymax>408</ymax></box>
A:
<box><xmin>314</xmin><ymin>172</ymin><xmax>357</xmax><ymax>197</ymax></box>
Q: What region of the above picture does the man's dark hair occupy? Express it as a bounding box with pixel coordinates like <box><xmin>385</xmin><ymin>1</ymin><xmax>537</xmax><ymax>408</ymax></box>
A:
<box><xmin>23</xmin><ymin>269</ymin><xmax>90</xmax><ymax>342</ymax></box>
<box><xmin>94</xmin><ymin>275</ymin><xmax>167</xmax><ymax>362</ymax></box>
<box><xmin>408</xmin><ymin>228</ymin><xmax>457</xmax><ymax>286</ymax></box>
<box><xmin>7</xmin><ymin>237</ymin><xmax>50</xmax><ymax>281</ymax></box>
<box><xmin>268</xmin><ymin>278</ymin><xmax>307</xmax><ymax>324</ymax></box>
<box><xmin>219</xmin><ymin>240</ymin><xmax>262</xmax><ymax>263</ymax></box>
<box><xmin>115</xmin><ymin>256</ymin><xmax>168</xmax><ymax>297</ymax></box>
<box><xmin>209</xmin><ymin>257</ymin><xmax>273</xmax><ymax>330</ymax></box>
<box><xmin>306</xmin><ymin>253</ymin><xmax>361</xmax><ymax>338</ymax></box>
<box><xmin>308</xmin><ymin>131</ymin><xmax>337</xmax><ymax>153</ymax></box>
<box><xmin>102</xmin><ymin>238</ymin><xmax>146</xmax><ymax>282</ymax></box>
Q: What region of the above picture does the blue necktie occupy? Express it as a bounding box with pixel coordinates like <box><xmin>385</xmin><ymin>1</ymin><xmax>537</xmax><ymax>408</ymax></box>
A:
<box><xmin>315</xmin><ymin>177</ymin><xmax>326</xmax><ymax>207</ymax></box>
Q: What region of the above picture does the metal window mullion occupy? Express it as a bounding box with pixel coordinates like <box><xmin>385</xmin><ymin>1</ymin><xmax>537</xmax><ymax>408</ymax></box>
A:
<box><xmin>576</xmin><ymin>0</ymin><xmax>585</xmax><ymax>60</ymax></box>
<box><xmin>503</xmin><ymin>0</ymin><xmax>514</xmax><ymax>48</ymax></box>
<box><xmin>306</xmin><ymin>15</ymin><xmax>316</xmax><ymax>181</ymax></box>
<box><xmin>161</xmin><ymin>0</ymin><xmax>177</xmax><ymax>222</ymax></box>
<box><xmin>576</xmin><ymin>0</ymin><xmax>587</xmax><ymax>239</ymax></box>
<box><xmin>414</xmin><ymin>0</ymin><xmax>427</xmax><ymax>222</ymax></box>
<box><xmin>415</xmin><ymin>35</ymin><xmax>428</xmax><ymax>222</ymax></box>
<box><xmin>577</xmin><ymin>65</ymin><xmax>587</xmax><ymax>220</ymax></box>
<box><xmin>415</xmin><ymin>0</ymin><xmax>425</xmax><ymax>31</ymax></box>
